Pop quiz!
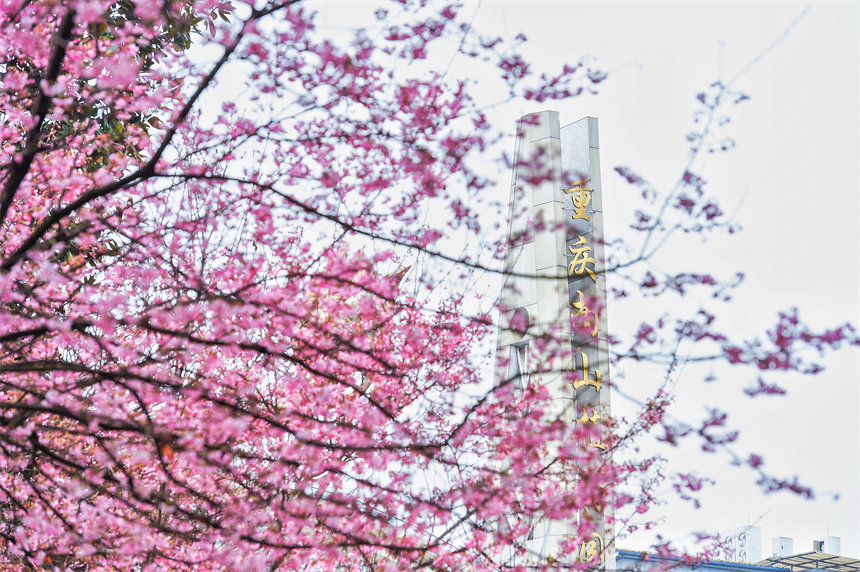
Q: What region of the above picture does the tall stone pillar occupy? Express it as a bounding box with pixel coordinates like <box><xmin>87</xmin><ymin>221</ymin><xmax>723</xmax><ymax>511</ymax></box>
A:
<box><xmin>497</xmin><ymin>111</ymin><xmax>613</xmax><ymax>568</ymax></box>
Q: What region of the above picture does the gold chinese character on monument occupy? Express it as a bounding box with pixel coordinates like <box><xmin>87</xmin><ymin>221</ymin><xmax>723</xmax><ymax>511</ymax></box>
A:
<box><xmin>584</xmin><ymin>494</ymin><xmax>608</xmax><ymax>519</ymax></box>
<box><xmin>587</xmin><ymin>439</ymin><xmax>607</xmax><ymax>451</ymax></box>
<box><xmin>563</xmin><ymin>182</ymin><xmax>593</xmax><ymax>221</ymax></box>
<box><xmin>576</xmin><ymin>408</ymin><xmax>607</xmax><ymax>450</ymax></box>
<box><xmin>568</xmin><ymin>236</ymin><xmax>597</xmax><ymax>281</ymax></box>
<box><xmin>578</xmin><ymin>532</ymin><xmax>605</xmax><ymax>565</ymax></box>
<box><xmin>573</xmin><ymin>352</ymin><xmax>601</xmax><ymax>392</ymax></box>
<box><xmin>571</xmin><ymin>289</ymin><xmax>599</xmax><ymax>337</ymax></box>
<box><xmin>576</xmin><ymin>408</ymin><xmax>600</xmax><ymax>424</ymax></box>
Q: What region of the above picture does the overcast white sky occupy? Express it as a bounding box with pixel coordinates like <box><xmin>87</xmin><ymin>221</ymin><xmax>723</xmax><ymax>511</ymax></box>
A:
<box><xmin>314</xmin><ymin>0</ymin><xmax>859</xmax><ymax>559</ymax></box>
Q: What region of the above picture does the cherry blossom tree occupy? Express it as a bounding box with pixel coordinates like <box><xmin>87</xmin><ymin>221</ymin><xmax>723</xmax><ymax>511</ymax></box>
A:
<box><xmin>0</xmin><ymin>0</ymin><xmax>855</xmax><ymax>570</ymax></box>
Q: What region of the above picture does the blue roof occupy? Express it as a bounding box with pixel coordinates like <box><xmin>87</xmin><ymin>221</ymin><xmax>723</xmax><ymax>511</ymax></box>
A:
<box><xmin>617</xmin><ymin>549</ymin><xmax>785</xmax><ymax>572</ymax></box>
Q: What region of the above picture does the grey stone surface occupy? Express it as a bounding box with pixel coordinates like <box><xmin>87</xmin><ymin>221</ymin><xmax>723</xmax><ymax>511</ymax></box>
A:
<box><xmin>560</xmin><ymin>117</ymin><xmax>591</xmax><ymax>185</ymax></box>
<box><xmin>535</xmin><ymin>275</ymin><xmax>569</xmax><ymax>331</ymax></box>
<box><xmin>497</xmin><ymin>302</ymin><xmax>539</xmax><ymax>348</ymax></box>
<box><xmin>588</xmin><ymin>146</ymin><xmax>603</xmax><ymax>211</ymax></box>
<box><xmin>501</xmin><ymin>242</ymin><xmax>537</xmax><ymax>308</ymax></box>
<box><xmin>587</xmin><ymin>116</ymin><xmax>599</xmax><ymax>149</ymax></box>
<box><xmin>534</xmin><ymin>200</ymin><xmax>566</xmax><ymax>271</ymax></box>
<box><xmin>525</xmin><ymin>110</ymin><xmax>560</xmax><ymax>142</ymax></box>
<box><xmin>531</xmin><ymin>137</ymin><xmax>562</xmax><ymax>206</ymax></box>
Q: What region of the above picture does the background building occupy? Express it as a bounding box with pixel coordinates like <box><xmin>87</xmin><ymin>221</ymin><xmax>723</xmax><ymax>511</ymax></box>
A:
<box><xmin>618</xmin><ymin>535</ymin><xmax>859</xmax><ymax>572</ymax></box>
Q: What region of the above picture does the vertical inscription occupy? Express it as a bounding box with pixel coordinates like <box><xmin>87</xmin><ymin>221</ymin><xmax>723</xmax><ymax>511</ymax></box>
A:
<box><xmin>563</xmin><ymin>171</ymin><xmax>608</xmax><ymax>567</ymax></box>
